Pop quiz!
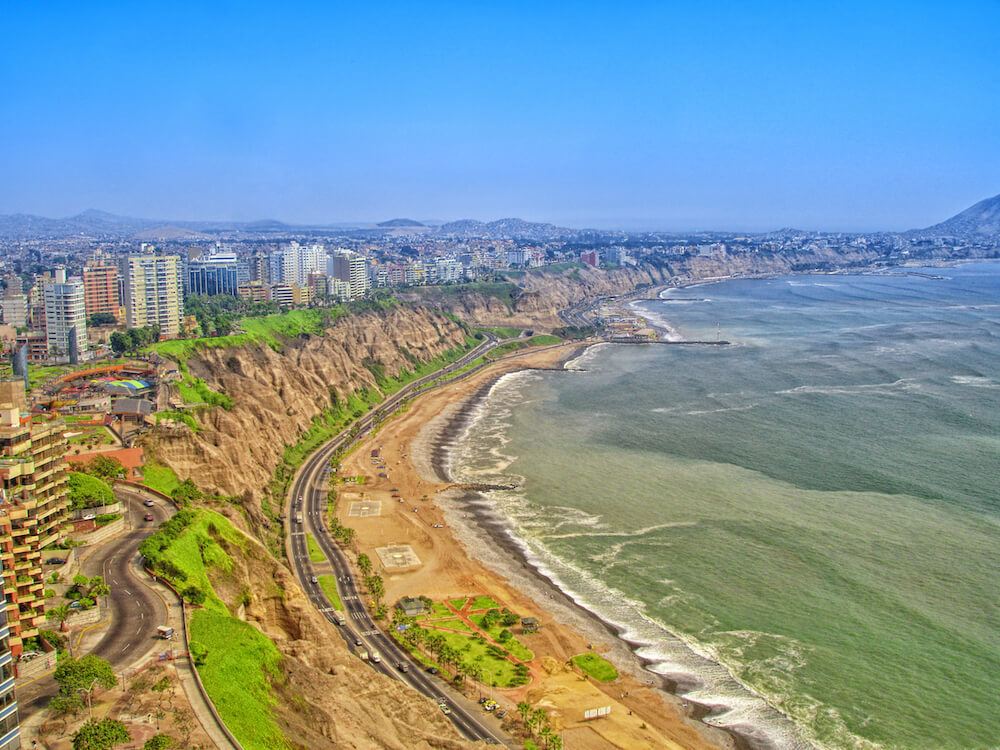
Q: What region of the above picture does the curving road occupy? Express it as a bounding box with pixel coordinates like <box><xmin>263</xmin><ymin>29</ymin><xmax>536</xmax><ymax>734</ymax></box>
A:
<box><xmin>286</xmin><ymin>334</ymin><xmax>510</xmax><ymax>745</ymax></box>
<box><xmin>85</xmin><ymin>486</ymin><xmax>174</xmax><ymax>666</ymax></box>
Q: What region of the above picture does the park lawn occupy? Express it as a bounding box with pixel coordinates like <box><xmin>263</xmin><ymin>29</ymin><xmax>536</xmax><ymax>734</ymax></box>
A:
<box><xmin>436</xmin><ymin>630</ymin><xmax>523</xmax><ymax>687</ymax></box>
<box><xmin>571</xmin><ymin>653</ymin><xmax>619</xmax><ymax>682</ymax></box>
<box><xmin>305</xmin><ymin>533</ymin><xmax>325</xmax><ymax>564</ymax></box>
<box><xmin>141</xmin><ymin>462</ymin><xmax>181</xmax><ymax>496</ymax></box>
<box><xmin>317</xmin><ymin>575</ymin><xmax>344</xmax><ymax>611</ymax></box>
<box><xmin>67</xmin><ymin>428</ymin><xmax>114</xmax><ymax>446</ymax></box>
<box><xmin>469</xmin><ymin>595</ymin><xmax>502</xmax><ymax>611</ymax></box>
<box><xmin>429</xmin><ymin>601</ymin><xmax>452</xmax><ymax>617</ymax></box>
<box><xmin>468</xmin><ymin>614</ymin><xmax>534</xmax><ymax>662</ymax></box>
<box><xmin>426</xmin><ymin>617</ymin><xmax>473</xmax><ymax>633</ymax></box>
<box><xmin>448</xmin><ymin>597</ymin><xmax>467</xmax><ymax>610</ymax></box>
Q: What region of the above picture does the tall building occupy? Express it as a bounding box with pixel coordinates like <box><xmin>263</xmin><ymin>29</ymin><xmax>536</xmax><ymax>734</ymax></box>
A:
<box><xmin>187</xmin><ymin>252</ymin><xmax>239</xmax><ymax>296</ymax></box>
<box><xmin>121</xmin><ymin>255</ymin><xmax>183</xmax><ymax>337</ymax></box>
<box><xmin>0</xmin><ymin>380</ymin><xmax>70</xmax><ymax>657</ymax></box>
<box><xmin>269</xmin><ymin>242</ymin><xmax>325</xmax><ymax>286</ymax></box>
<box><xmin>0</xmin><ymin>577</ymin><xmax>19</xmax><ymax>750</ymax></box>
<box><xmin>82</xmin><ymin>255</ymin><xmax>121</xmax><ymax>322</ymax></box>
<box><xmin>0</xmin><ymin>278</ymin><xmax>27</xmax><ymax>329</ymax></box>
<box><xmin>43</xmin><ymin>268</ymin><xmax>89</xmax><ymax>363</ymax></box>
<box><xmin>329</xmin><ymin>251</ymin><xmax>370</xmax><ymax>299</ymax></box>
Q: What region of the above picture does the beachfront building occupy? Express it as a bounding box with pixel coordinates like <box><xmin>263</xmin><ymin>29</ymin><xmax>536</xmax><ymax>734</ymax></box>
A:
<box><xmin>43</xmin><ymin>268</ymin><xmax>89</xmax><ymax>362</ymax></box>
<box><xmin>0</xmin><ymin>380</ymin><xmax>70</xmax><ymax>656</ymax></box>
<box><xmin>121</xmin><ymin>254</ymin><xmax>183</xmax><ymax>337</ymax></box>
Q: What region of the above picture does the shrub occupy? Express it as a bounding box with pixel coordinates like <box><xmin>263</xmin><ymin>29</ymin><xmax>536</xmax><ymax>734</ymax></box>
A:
<box><xmin>68</xmin><ymin>472</ymin><xmax>114</xmax><ymax>511</ymax></box>
<box><xmin>181</xmin><ymin>586</ymin><xmax>207</xmax><ymax>605</ymax></box>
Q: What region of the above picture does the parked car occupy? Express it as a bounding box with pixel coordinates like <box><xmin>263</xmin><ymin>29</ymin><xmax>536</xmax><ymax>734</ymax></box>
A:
<box><xmin>46</xmin><ymin>558</ymin><xmax>66</xmax><ymax>565</ymax></box>
<box><xmin>144</xmin><ymin>513</ymin><xmax>154</xmax><ymax>522</ymax></box>
<box><xmin>82</xmin><ymin>514</ymin><xmax>96</xmax><ymax>521</ymax></box>
<box><xmin>426</xmin><ymin>666</ymin><xmax>439</xmax><ymax>675</ymax></box>
<box><xmin>19</xmin><ymin>651</ymin><xmax>40</xmax><ymax>660</ymax></box>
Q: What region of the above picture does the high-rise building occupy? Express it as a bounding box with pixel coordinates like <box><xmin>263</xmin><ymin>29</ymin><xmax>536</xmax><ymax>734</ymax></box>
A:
<box><xmin>329</xmin><ymin>251</ymin><xmax>370</xmax><ymax>299</ymax></box>
<box><xmin>187</xmin><ymin>253</ymin><xmax>239</xmax><ymax>296</ymax></box>
<box><xmin>121</xmin><ymin>255</ymin><xmax>183</xmax><ymax>337</ymax></box>
<box><xmin>0</xmin><ymin>380</ymin><xmax>70</xmax><ymax>657</ymax></box>
<box><xmin>43</xmin><ymin>268</ymin><xmax>89</xmax><ymax>362</ymax></box>
<box><xmin>268</xmin><ymin>242</ymin><xmax>325</xmax><ymax>287</ymax></box>
<box><xmin>82</xmin><ymin>256</ymin><xmax>121</xmax><ymax>322</ymax></box>
<box><xmin>0</xmin><ymin>577</ymin><xmax>20</xmax><ymax>750</ymax></box>
<box><xmin>0</xmin><ymin>278</ymin><xmax>27</xmax><ymax>329</ymax></box>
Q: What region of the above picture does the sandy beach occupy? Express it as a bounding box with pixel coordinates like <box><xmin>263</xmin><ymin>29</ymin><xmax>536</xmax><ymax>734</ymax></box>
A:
<box><xmin>336</xmin><ymin>342</ymin><xmax>737</xmax><ymax>750</ymax></box>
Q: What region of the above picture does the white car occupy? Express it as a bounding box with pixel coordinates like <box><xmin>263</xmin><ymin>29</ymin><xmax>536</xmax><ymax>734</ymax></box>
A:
<box><xmin>310</xmin><ymin>576</ymin><xmax>318</xmax><ymax>584</ymax></box>
<box><xmin>143</xmin><ymin>499</ymin><xmax>155</xmax><ymax>507</ymax></box>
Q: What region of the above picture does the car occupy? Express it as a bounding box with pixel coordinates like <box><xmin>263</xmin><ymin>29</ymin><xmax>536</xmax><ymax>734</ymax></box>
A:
<box><xmin>143</xmin><ymin>499</ymin><xmax>155</xmax><ymax>507</ymax></box>
<box><xmin>439</xmin><ymin>704</ymin><xmax>451</xmax><ymax>715</ymax></box>
<box><xmin>46</xmin><ymin>558</ymin><xmax>66</xmax><ymax>565</ymax></box>
<box><xmin>19</xmin><ymin>651</ymin><xmax>40</xmax><ymax>660</ymax></box>
<box><xmin>68</xmin><ymin>601</ymin><xmax>83</xmax><ymax>609</ymax></box>
<box><xmin>432</xmin><ymin>523</ymin><xmax>443</xmax><ymax>528</ymax></box>
<box><xmin>396</xmin><ymin>662</ymin><xmax>409</xmax><ymax>673</ymax></box>
<box><xmin>496</xmin><ymin>710</ymin><xmax>507</xmax><ymax>719</ymax></box>
<box><xmin>426</xmin><ymin>666</ymin><xmax>438</xmax><ymax>675</ymax></box>
<box><xmin>354</xmin><ymin>637</ymin><xmax>363</xmax><ymax>646</ymax></box>
<box><xmin>310</xmin><ymin>576</ymin><xmax>318</xmax><ymax>584</ymax></box>
<box><xmin>143</xmin><ymin>513</ymin><xmax>154</xmax><ymax>522</ymax></box>
<box><xmin>83</xmin><ymin>513</ymin><xmax>96</xmax><ymax>521</ymax></box>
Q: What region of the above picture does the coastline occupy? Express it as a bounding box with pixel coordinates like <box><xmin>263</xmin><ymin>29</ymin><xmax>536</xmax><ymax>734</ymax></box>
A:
<box><xmin>337</xmin><ymin>342</ymin><xmax>737</xmax><ymax>750</ymax></box>
<box><xmin>418</xmin><ymin>360</ymin><xmax>809</xmax><ymax>750</ymax></box>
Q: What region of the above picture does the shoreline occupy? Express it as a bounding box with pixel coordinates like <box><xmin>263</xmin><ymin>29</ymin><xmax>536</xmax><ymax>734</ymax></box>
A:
<box><xmin>420</xmin><ymin>362</ymin><xmax>801</xmax><ymax>750</ymax></box>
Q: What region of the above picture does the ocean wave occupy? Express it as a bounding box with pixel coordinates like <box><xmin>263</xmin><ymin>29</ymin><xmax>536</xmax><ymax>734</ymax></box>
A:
<box><xmin>776</xmin><ymin>379</ymin><xmax>920</xmax><ymax>397</ymax></box>
<box><xmin>627</xmin><ymin>300</ymin><xmax>685</xmax><ymax>341</ymax></box>
<box><xmin>563</xmin><ymin>342</ymin><xmax>612</xmax><ymax>371</ymax></box>
<box><xmin>950</xmin><ymin>375</ymin><xmax>999</xmax><ymax>388</ymax></box>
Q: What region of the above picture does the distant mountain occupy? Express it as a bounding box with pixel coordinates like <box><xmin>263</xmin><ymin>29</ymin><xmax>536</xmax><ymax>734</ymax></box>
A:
<box><xmin>377</xmin><ymin>218</ymin><xmax>425</xmax><ymax>228</ymax></box>
<box><xmin>918</xmin><ymin>193</ymin><xmax>1000</xmax><ymax>237</ymax></box>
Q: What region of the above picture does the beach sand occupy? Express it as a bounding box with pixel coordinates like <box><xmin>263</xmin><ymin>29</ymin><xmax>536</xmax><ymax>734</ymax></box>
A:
<box><xmin>336</xmin><ymin>343</ymin><xmax>735</xmax><ymax>750</ymax></box>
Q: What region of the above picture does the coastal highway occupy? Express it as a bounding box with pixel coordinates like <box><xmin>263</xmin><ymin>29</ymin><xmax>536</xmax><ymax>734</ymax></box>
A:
<box><xmin>285</xmin><ymin>333</ymin><xmax>509</xmax><ymax>745</ymax></box>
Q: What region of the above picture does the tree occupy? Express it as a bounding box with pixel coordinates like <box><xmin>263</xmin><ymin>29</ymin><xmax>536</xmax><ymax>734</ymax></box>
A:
<box><xmin>109</xmin><ymin>331</ymin><xmax>129</xmax><ymax>355</ymax></box>
<box><xmin>88</xmin><ymin>312</ymin><xmax>117</xmax><ymax>327</ymax></box>
<box><xmin>356</xmin><ymin>552</ymin><xmax>372</xmax><ymax>576</ymax></box>
<box><xmin>143</xmin><ymin>734</ymin><xmax>175</xmax><ymax>750</ymax></box>
<box><xmin>181</xmin><ymin>585</ymin><xmax>206</xmax><ymax>605</ymax></box>
<box><xmin>72</xmin><ymin>718</ymin><xmax>130</xmax><ymax>750</ymax></box>
<box><xmin>46</xmin><ymin>603</ymin><xmax>73</xmax><ymax>632</ymax></box>
<box><xmin>55</xmin><ymin>655</ymin><xmax>117</xmax><ymax>717</ymax></box>
<box><xmin>517</xmin><ymin>700</ymin><xmax>533</xmax><ymax>725</ymax></box>
<box><xmin>81</xmin><ymin>455</ymin><xmax>125</xmax><ymax>481</ymax></box>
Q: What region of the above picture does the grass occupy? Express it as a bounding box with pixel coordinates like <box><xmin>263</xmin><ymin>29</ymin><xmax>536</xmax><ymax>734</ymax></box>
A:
<box><xmin>155</xmin><ymin>410</ymin><xmax>201</xmax><ymax>431</ymax></box>
<box><xmin>67</xmin><ymin>428</ymin><xmax>115</xmax><ymax>446</ymax></box>
<box><xmin>151</xmin><ymin>308</ymin><xmax>345</xmax><ymax>362</ymax></box>
<box><xmin>434</xmin><ymin>629</ymin><xmax>524</xmax><ymax>687</ymax></box>
<box><xmin>480</xmin><ymin>326</ymin><xmax>523</xmax><ymax>339</ymax></box>
<box><xmin>430</xmin><ymin>601</ymin><xmax>452</xmax><ymax>617</ymax></box>
<box><xmin>571</xmin><ymin>653</ymin><xmax>619</xmax><ymax>682</ymax></box>
<box><xmin>470</xmin><ymin>595</ymin><xmax>502</xmax><ymax>611</ymax></box>
<box><xmin>305</xmin><ymin>533</ymin><xmax>325</xmax><ymax>564</ymax></box>
<box><xmin>144</xmin><ymin>509</ymin><xmax>290</xmax><ymax>750</ymax></box>
<box><xmin>141</xmin><ymin>462</ymin><xmax>181</xmax><ymax>496</ymax></box>
<box><xmin>484</xmin><ymin>334</ymin><xmax>561</xmax><ymax>361</ymax></box>
<box><xmin>426</xmin><ymin>617</ymin><xmax>473</xmax><ymax>633</ymax></box>
<box><xmin>317</xmin><ymin>575</ymin><xmax>344</xmax><ymax>611</ymax></box>
<box><xmin>469</xmin><ymin>614</ymin><xmax>534</xmax><ymax>662</ymax></box>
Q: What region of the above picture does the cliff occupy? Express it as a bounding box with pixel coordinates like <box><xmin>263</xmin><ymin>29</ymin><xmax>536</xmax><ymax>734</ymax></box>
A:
<box><xmin>149</xmin><ymin>306</ymin><xmax>468</xmax><ymax>528</ymax></box>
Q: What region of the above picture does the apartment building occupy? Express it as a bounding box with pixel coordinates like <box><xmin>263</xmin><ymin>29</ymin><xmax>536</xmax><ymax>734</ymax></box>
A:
<box><xmin>329</xmin><ymin>250</ymin><xmax>370</xmax><ymax>299</ymax></box>
<box><xmin>82</xmin><ymin>256</ymin><xmax>121</xmax><ymax>321</ymax></box>
<box><xmin>0</xmin><ymin>380</ymin><xmax>69</xmax><ymax>656</ymax></box>
<box><xmin>0</xmin><ymin>578</ymin><xmax>19</xmax><ymax>750</ymax></box>
<box><xmin>121</xmin><ymin>255</ymin><xmax>183</xmax><ymax>337</ymax></box>
<box><xmin>43</xmin><ymin>268</ymin><xmax>89</xmax><ymax>362</ymax></box>
<box><xmin>186</xmin><ymin>252</ymin><xmax>239</xmax><ymax>296</ymax></box>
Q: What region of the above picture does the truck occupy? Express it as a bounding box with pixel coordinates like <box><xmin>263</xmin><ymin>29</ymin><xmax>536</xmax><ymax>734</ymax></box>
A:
<box><xmin>156</xmin><ymin>625</ymin><xmax>174</xmax><ymax>640</ymax></box>
<box><xmin>359</xmin><ymin>650</ymin><xmax>369</xmax><ymax>661</ymax></box>
<box><xmin>332</xmin><ymin>610</ymin><xmax>346</xmax><ymax>626</ymax></box>
<box><xmin>295</xmin><ymin>512</ymin><xmax>304</xmax><ymax>524</ymax></box>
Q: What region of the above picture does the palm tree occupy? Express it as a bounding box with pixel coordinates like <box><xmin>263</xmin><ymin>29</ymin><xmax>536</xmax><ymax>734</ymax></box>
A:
<box><xmin>47</xmin><ymin>603</ymin><xmax>73</xmax><ymax>632</ymax></box>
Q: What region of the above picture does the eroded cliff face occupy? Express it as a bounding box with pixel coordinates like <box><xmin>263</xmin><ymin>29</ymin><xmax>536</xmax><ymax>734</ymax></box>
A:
<box><xmin>149</xmin><ymin>307</ymin><xmax>468</xmax><ymax>527</ymax></box>
<box><xmin>211</xmin><ymin>514</ymin><xmax>474</xmax><ymax>750</ymax></box>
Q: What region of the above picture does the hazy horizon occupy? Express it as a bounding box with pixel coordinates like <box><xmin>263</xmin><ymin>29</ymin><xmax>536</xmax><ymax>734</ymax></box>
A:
<box><xmin>2</xmin><ymin>2</ymin><xmax>998</xmax><ymax>232</ymax></box>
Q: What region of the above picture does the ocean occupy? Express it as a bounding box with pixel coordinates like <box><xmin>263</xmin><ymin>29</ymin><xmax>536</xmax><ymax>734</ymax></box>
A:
<box><xmin>446</xmin><ymin>263</ymin><xmax>1000</xmax><ymax>750</ymax></box>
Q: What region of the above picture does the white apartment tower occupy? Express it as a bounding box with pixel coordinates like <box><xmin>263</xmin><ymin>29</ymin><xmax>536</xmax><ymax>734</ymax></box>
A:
<box><xmin>43</xmin><ymin>267</ymin><xmax>89</xmax><ymax>361</ymax></box>
<box><xmin>329</xmin><ymin>250</ymin><xmax>370</xmax><ymax>300</ymax></box>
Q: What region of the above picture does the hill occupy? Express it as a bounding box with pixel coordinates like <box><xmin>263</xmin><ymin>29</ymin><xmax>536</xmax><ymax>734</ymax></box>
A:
<box><xmin>377</xmin><ymin>218</ymin><xmax>425</xmax><ymax>228</ymax></box>
<box><xmin>919</xmin><ymin>192</ymin><xmax>1000</xmax><ymax>237</ymax></box>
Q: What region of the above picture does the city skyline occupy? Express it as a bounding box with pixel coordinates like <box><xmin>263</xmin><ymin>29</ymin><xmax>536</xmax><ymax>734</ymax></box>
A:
<box><xmin>2</xmin><ymin>2</ymin><xmax>999</xmax><ymax>231</ymax></box>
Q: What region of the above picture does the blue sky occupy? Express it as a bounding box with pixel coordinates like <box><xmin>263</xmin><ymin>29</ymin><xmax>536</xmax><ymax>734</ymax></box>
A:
<box><xmin>1</xmin><ymin>2</ymin><xmax>998</xmax><ymax>230</ymax></box>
